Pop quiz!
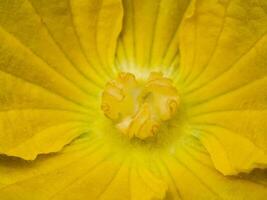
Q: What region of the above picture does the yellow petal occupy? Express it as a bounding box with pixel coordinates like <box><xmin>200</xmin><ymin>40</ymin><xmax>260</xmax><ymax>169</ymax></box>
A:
<box><xmin>116</xmin><ymin>0</ymin><xmax>190</xmax><ymax>73</ymax></box>
<box><xmin>0</xmin><ymin>0</ymin><xmax>101</xmax><ymax>94</ymax></box>
<box><xmin>29</xmin><ymin>0</ymin><xmax>107</xmax><ymax>88</ymax></box>
<box><xmin>0</xmin><ymin>30</ymin><xmax>94</xmax><ymax>159</ymax></box>
<box><xmin>130</xmin><ymin>166</ymin><xmax>167</xmax><ymax>200</ymax></box>
<box><xmin>179</xmin><ymin>0</ymin><xmax>267</xmax><ymax>92</ymax></box>
<box><xmin>185</xmin><ymin>30</ymin><xmax>267</xmax><ymax>108</ymax></box>
<box><xmin>0</xmin><ymin>108</ymin><xmax>90</xmax><ymax>160</ymax></box>
<box><xmin>0</xmin><ymin>136</ymin><xmax>167</xmax><ymax>200</ymax></box>
<box><xmin>196</xmin><ymin>126</ymin><xmax>267</xmax><ymax>175</ymax></box>
<box><xmin>70</xmin><ymin>0</ymin><xmax>123</xmax><ymax>78</ymax></box>
<box><xmin>0</xmin><ymin>0</ymin><xmax>124</xmax><ymax>160</ymax></box>
<box><xmin>1</xmin><ymin>0</ymin><xmax>267</xmax><ymax>199</ymax></box>
<box><xmin>179</xmin><ymin>0</ymin><xmax>267</xmax><ymax>174</ymax></box>
<box><xmin>158</xmin><ymin>136</ymin><xmax>267</xmax><ymax>200</ymax></box>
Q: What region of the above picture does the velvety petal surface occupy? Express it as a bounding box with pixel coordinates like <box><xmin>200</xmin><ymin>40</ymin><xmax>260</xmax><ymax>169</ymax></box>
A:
<box><xmin>0</xmin><ymin>0</ymin><xmax>123</xmax><ymax>159</ymax></box>
<box><xmin>160</xmin><ymin>136</ymin><xmax>267</xmax><ymax>200</ymax></box>
<box><xmin>0</xmin><ymin>134</ymin><xmax>266</xmax><ymax>200</ymax></box>
<box><xmin>70</xmin><ymin>0</ymin><xmax>123</xmax><ymax>78</ymax></box>
<box><xmin>115</xmin><ymin>0</ymin><xmax>190</xmax><ymax>74</ymax></box>
<box><xmin>0</xmin><ymin>0</ymin><xmax>267</xmax><ymax>199</ymax></box>
<box><xmin>179</xmin><ymin>0</ymin><xmax>267</xmax><ymax>175</ymax></box>
<box><xmin>0</xmin><ymin>135</ymin><xmax>168</xmax><ymax>200</ymax></box>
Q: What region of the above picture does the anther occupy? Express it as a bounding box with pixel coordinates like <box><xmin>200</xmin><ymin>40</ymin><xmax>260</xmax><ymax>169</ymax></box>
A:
<box><xmin>168</xmin><ymin>99</ymin><xmax>179</xmax><ymax>116</ymax></box>
<box><xmin>101</xmin><ymin>72</ymin><xmax>180</xmax><ymax>140</ymax></box>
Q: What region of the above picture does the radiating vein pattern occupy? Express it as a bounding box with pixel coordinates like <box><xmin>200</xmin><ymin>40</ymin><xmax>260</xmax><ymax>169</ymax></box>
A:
<box><xmin>0</xmin><ymin>0</ymin><xmax>267</xmax><ymax>200</ymax></box>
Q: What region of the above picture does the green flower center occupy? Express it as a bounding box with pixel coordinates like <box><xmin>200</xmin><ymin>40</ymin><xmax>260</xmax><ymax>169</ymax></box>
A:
<box><xmin>101</xmin><ymin>72</ymin><xmax>180</xmax><ymax>140</ymax></box>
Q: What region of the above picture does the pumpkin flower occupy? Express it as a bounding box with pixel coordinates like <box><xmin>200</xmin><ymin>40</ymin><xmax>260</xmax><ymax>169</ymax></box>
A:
<box><xmin>1</xmin><ymin>0</ymin><xmax>267</xmax><ymax>199</ymax></box>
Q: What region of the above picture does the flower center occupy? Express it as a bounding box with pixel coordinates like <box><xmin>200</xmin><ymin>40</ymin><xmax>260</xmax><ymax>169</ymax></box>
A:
<box><xmin>101</xmin><ymin>72</ymin><xmax>180</xmax><ymax>140</ymax></box>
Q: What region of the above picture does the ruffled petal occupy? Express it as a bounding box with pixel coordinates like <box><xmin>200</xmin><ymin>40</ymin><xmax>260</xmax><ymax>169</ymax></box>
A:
<box><xmin>0</xmin><ymin>31</ymin><xmax>93</xmax><ymax>160</ymax></box>
<box><xmin>0</xmin><ymin>136</ymin><xmax>168</xmax><ymax>200</ymax></box>
<box><xmin>159</xmin><ymin>136</ymin><xmax>267</xmax><ymax>199</ymax></box>
<box><xmin>0</xmin><ymin>0</ymin><xmax>121</xmax><ymax>159</ymax></box>
<box><xmin>196</xmin><ymin>126</ymin><xmax>267</xmax><ymax>175</ymax></box>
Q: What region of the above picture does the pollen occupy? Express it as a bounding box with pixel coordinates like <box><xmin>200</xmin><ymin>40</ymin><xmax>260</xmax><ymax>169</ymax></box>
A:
<box><xmin>101</xmin><ymin>72</ymin><xmax>180</xmax><ymax>140</ymax></box>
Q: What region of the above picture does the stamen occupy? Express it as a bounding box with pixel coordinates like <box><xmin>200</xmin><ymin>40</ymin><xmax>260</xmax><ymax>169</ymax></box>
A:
<box><xmin>101</xmin><ymin>72</ymin><xmax>180</xmax><ymax>140</ymax></box>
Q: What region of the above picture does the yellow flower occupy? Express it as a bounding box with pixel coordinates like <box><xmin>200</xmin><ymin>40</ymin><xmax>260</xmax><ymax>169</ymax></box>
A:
<box><xmin>0</xmin><ymin>0</ymin><xmax>267</xmax><ymax>199</ymax></box>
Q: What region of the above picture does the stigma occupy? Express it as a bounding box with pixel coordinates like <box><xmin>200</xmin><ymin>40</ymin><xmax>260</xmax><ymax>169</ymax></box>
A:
<box><xmin>101</xmin><ymin>72</ymin><xmax>179</xmax><ymax>140</ymax></box>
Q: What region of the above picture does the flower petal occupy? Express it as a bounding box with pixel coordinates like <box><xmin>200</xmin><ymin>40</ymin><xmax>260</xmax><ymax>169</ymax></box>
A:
<box><xmin>70</xmin><ymin>0</ymin><xmax>123</xmax><ymax>78</ymax></box>
<box><xmin>0</xmin><ymin>108</ymin><xmax>90</xmax><ymax>160</ymax></box>
<box><xmin>179</xmin><ymin>0</ymin><xmax>267</xmax><ymax>91</ymax></box>
<box><xmin>0</xmin><ymin>37</ymin><xmax>92</xmax><ymax>160</ymax></box>
<box><xmin>0</xmin><ymin>0</ymin><xmax>104</xmax><ymax>159</ymax></box>
<box><xmin>196</xmin><ymin>126</ymin><xmax>267</xmax><ymax>175</ymax></box>
<box><xmin>179</xmin><ymin>0</ymin><xmax>267</xmax><ymax>174</ymax></box>
<box><xmin>159</xmin><ymin>136</ymin><xmax>267</xmax><ymax>199</ymax></box>
<box><xmin>0</xmin><ymin>136</ymin><xmax>167</xmax><ymax>200</ymax></box>
<box><xmin>29</xmin><ymin>0</ymin><xmax>109</xmax><ymax>88</ymax></box>
<box><xmin>116</xmin><ymin>0</ymin><xmax>190</xmax><ymax>72</ymax></box>
<box><xmin>0</xmin><ymin>0</ymin><xmax>101</xmax><ymax>93</ymax></box>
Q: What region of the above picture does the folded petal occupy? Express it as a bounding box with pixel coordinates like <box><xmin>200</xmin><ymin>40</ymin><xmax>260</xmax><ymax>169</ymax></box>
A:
<box><xmin>0</xmin><ymin>54</ymin><xmax>91</xmax><ymax>161</ymax></box>
<box><xmin>159</xmin><ymin>136</ymin><xmax>267</xmax><ymax>199</ymax></box>
<box><xmin>70</xmin><ymin>0</ymin><xmax>123</xmax><ymax>78</ymax></box>
<box><xmin>0</xmin><ymin>1</ymin><xmax>101</xmax><ymax>159</ymax></box>
<box><xmin>0</xmin><ymin>106</ymin><xmax>90</xmax><ymax>160</ymax></box>
<box><xmin>116</xmin><ymin>0</ymin><xmax>190</xmax><ymax>73</ymax></box>
<box><xmin>195</xmin><ymin>126</ymin><xmax>267</xmax><ymax>175</ymax></box>
<box><xmin>0</xmin><ymin>136</ymin><xmax>168</xmax><ymax>200</ymax></box>
<box><xmin>188</xmin><ymin>58</ymin><xmax>267</xmax><ymax>173</ymax></box>
<box><xmin>179</xmin><ymin>0</ymin><xmax>267</xmax><ymax>174</ymax></box>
